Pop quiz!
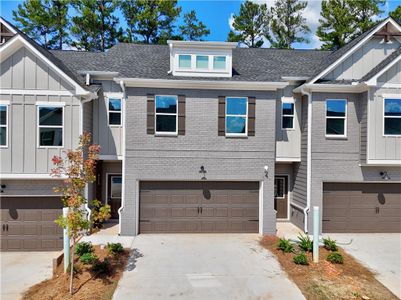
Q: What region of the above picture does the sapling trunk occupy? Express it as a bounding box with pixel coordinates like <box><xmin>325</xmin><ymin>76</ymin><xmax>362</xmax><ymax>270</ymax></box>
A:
<box><xmin>70</xmin><ymin>239</ymin><xmax>75</xmax><ymax>294</ymax></box>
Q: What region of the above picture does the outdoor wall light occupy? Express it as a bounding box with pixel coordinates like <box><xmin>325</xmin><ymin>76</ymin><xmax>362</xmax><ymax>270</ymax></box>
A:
<box><xmin>199</xmin><ymin>166</ymin><xmax>207</xmax><ymax>180</ymax></box>
<box><xmin>380</xmin><ymin>171</ymin><xmax>390</xmax><ymax>180</ymax></box>
<box><xmin>264</xmin><ymin>165</ymin><xmax>269</xmax><ymax>178</ymax></box>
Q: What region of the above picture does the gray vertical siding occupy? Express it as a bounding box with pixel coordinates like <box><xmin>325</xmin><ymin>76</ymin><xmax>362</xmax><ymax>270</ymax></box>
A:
<box><xmin>82</xmin><ymin>101</ymin><xmax>93</xmax><ymax>134</ymax></box>
<box><xmin>377</xmin><ymin>61</ymin><xmax>401</xmax><ymax>84</ymax></box>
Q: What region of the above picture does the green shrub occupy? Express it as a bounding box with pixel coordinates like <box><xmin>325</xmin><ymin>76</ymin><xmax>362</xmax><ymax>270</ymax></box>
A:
<box><xmin>79</xmin><ymin>252</ymin><xmax>98</xmax><ymax>265</ymax></box>
<box><xmin>293</xmin><ymin>253</ymin><xmax>309</xmax><ymax>265</ymax></box>
<box><xmin>92</xmin><ymin>258</ymin><xmax>111</xmax><ymax>274</ymax></box>
<box><xmin>107</xmin><ymin>242</ymin><xmax>124</xmax><ymax>255</ymax></box>
<box><xmin>298</xmin><ymin>234</ymin><xmax>313</xmax><ymax>252</ymax></box>
<box><xmin>90</xmin><ymin>199</ymin><xmax>111</xmax><ymax>229</ymax></box>
<box><xmin>277</xmin><ymin>238</ymin><xmax>294</xmax><ymax>253</ymax></box>
<box><xmin>327</xmin><ymin>252</ymin><xmax>344</xmax><ymax>264</ymax></box>
<box><xmin>75</xmin><ymin>242</ymin><xmax>94</xmax><ymax>257</ymax></box>
<box><xmin>323</xmin><ymin>237</ymin><xmax>338</xmax><ymax>252</ymax></box>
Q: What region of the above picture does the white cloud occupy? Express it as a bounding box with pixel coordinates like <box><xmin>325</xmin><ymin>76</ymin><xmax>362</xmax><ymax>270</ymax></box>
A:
<box><xmin>228</xmin><ymin>13</ymin><xmax>235</xmax><ymax>31</ymax></box>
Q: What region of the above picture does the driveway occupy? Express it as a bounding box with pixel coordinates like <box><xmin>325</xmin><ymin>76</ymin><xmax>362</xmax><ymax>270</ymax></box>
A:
<box><xmin>0</xmin><ymin>251</ymin><xmax>60</xmax><ymax>300</ymax></box>
<box><xmin>113</xmin><ymin>234</ymin><xmax>304</xmax><ymax>300</ymax></box>
<box><xmin>327</xmin><ymin>233</ymin><xmax>401</xmax><ymax>299</ymax></box>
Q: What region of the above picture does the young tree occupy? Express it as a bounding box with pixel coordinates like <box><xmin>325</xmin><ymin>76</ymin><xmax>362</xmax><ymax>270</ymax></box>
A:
<box><xmin>179</xmin><ymin>10</ymin><xmax>210</xmax><ymax>41</ymax></box>
<box><xmin>12</xmin><ymin>0</ymin><xmax>69</xmax><ymax>49</ymax></box>
<box><xmin>51</xmin><ymin>132</ymin><xmax>100</xmax><ymax>294</ymax></box>
<box><xmin>70</xmin><ymin>0</ymin><xmax>119</xmax><ymax>51</ymax></box>
<box><xmin>227</xmin><ymin>0</ymin><xmax>269</xmax><ymax>48</ymax></box>
<box><xmin>390</xmin><ymin>5</ymin><xmax>401</xmax><ymax>24</ymax></box>
<box><xmin>268</xmin><ymin>0</ymin><xmax>310</xmax><ymax>49</ymax></box>
<box><xmin>120</xmin><ymin>0</ymin><xmax>181</xmax><ymax>44</ymax></box>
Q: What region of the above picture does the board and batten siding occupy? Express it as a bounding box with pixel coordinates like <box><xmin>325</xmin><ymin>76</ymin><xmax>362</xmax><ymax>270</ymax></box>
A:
<box><xmin>323</xmin><ymin>37</ymin><xmax>401</xmax><ymax>81</ymax></box>
<box><xmin>0</xmin><ymin>46</ymin><xmax>73</xmax><ymax>91</ymax></box>
<box><xmin>0</xmin><ymin>94</ymin><xmax>81</xmax><ymax>174</ymax></box>
<box><xmin>377</xmin><ymin>61</ymin><xmax>401</xmax><ymax>84</ymax></box>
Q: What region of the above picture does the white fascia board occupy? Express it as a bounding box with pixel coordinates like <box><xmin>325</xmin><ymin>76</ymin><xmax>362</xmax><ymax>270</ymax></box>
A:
<box><xmin>115</xmin><ymin>78</ymin><xmax>288</xmax><ymax>91</ymax></box>
<box><xmin>294</xmin><ymin>83</ymin><xmax>367</xmax><ymax>93</ymax></box>
<box><xmin>0</xmin><ymin>174</ymin><xmax>67</xmax><ymax>180</ymax></box>
<box><xmin>0</xmin><ymin>17</ymin><xmax>17</xmax><ymax>34</ymax></box>
<box><xmin>364</xmin><ymin>159</ymin><xmax>401</xmax><ymax>166</ymax></box>
<box><xmin>309</xmin><ymin>18</ymin><xmax>401</xmax><ymax>84</ymax></box>
<box><xmin>167</xmin><ymin>40</ymin><xmax>237</xmax><ymax>49</ymax></box>
<box><xmin>276</xmin><ymin>157</ymin><xmax>301</xmax><ymax>162</ymax></box>
<box><xmin>365</xmin><ymin>54</ymin><xmax>401</xmax><ymax>86</ymax></box>
<box><xmin>0</xmin><ymin>35</ymin><xmax>89</xmax><ymax>96</ymax></box>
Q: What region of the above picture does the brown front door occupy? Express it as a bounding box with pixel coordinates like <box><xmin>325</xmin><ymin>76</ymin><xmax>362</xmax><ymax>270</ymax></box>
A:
<box><xmin>274</xmin><ymin>176</ymin><xmax>288</xmax><ymax>219</ymax></box>
<box><xmin>323</xmin><ymin>183</ymin><xmax>401</xmax><ymax>233</ymax></box>
<box><xmin>0</xmin><ymin>197</ymin><xmax>63</xmax><ymax>251</ymax></box>
<box><xmin>139</xmin><ymin>181</ymin><xmax>259</xmax><ymax>233</ymax></box>
<box><xmin>108</xmin><ymin>175</ymin><xmax>122</xmax><ymax>219</ymax></box>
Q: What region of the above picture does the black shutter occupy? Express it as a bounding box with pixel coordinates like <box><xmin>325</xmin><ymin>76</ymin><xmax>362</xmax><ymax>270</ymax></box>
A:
<box><xmin>248</xmin><ymin>97</ymin><xmax>256</xmax><ymax>136</ymax></box>
<box><xmin>147</xmin><ymin>94</ymin><xmax>155</xmax><ymax>134</ymax></box>
<box><xmin>178</xmin><ymin>95</ymin><xmax>186</xmax><ymax>135</ymax></box>
<box><xmin>218</xmin><ymin>96</ymin><xmax>225</xmax><ymax>136</ymax></box>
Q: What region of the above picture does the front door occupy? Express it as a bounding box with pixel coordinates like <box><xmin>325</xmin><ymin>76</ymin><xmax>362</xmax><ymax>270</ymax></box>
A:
<box><xmin>274</xmin><ymin>176</ymin><xmax>288</xmax><ymax>219</ymax></box>
<box><xmin>108</xmin><ymin>175</ymin><xmax>122</xmax><ymax>219</ymax></box>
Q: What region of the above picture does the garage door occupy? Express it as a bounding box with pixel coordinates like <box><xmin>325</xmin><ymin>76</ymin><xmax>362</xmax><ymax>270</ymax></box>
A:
<box><xmin>323</xmin><ymin>183</ymin><xmax>401</xmax><ymax>233</ymax></box>
<box><xmin>0</xmin><ymin>197</ymin><xmax>63</xmax><ymax>251</ymax></box>
<box><xmin>139</xmin><ymin>181</ymin><xmax>259</xmax><ymax>233</ymax></box>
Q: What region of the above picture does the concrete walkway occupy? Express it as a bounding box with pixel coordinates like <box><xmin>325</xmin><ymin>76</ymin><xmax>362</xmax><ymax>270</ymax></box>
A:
<box><xmin>113</xmin><ymin>234</ymin><xmax>305</xmax><ymax>300</ymax></box>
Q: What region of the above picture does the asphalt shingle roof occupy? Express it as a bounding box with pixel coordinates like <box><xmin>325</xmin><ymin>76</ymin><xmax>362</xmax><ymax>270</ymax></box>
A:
<box><xmin>360</xmin><ymin>47</ymin><xmax>401</xmax><ymax>82</ymax></box>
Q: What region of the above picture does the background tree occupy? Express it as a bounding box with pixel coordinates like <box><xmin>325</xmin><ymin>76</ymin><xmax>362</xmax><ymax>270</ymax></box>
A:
<box><xmin>227</xmin><ymin>0</ymin><xmax>269</xmax><ymax>48</ymax></box>
<box><xmin>179</xmin><ymin>10</ymin><xmax>210</xmax><ymax>41</ymax></box>
<box><xmin>51</xmin><ymin>132</ymin><xmax>100</xmax><ymax>294</ymax></box>
<box><xmin>13</xmin><ymin>0</ymin><xmax>69</xmax><ymax>49</ymax></box>
<box><xmin>390</xmin><ymin>5</ymin><xmax>401</xmax><ymax>24</ymax></box>
<box><xmin>120</xmin><ymin>0</ymin><xmax>181</xmax><ymax>44</ymax></box>
<box><xmin>71</xmin><ymin>0</ymin><xmax>119</xmax><ymax>51</ymax></box>
<box><xmin>350</xmin><ymin>0</ymin><xmax>385</xmax><ymax>33</ymax></box>
<box><xmin>268</xmin><ymin>0</ymin><xmax>310</xmax><ymax>49</ymax></box>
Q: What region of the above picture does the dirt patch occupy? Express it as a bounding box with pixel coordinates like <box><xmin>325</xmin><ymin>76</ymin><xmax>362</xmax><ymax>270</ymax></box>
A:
<box><xmin>261</xmin><ymin>235</ymin><xmax>398</xmax><ymax>300</ymax></box>
<box><xmin>23</xmin><ymin>246</ymin><xmax>130</xmax><ymax>300</ymax></box>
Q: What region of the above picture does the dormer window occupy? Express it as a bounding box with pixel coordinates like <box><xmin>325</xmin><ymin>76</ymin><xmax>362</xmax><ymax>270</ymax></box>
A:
<box><xmin>196</xmin><ymin>55</ymin><xmax>209</xmax><ymax>69</ymax></box>
<box><xmin>213</xmin><ymin>56</ymin><xmax>226</xmax><ymax>70</ymax></box>
<box><xmin>178</xmin><ymin>55</ymin><xmax>191</xmax><ymax>69</ymax></box>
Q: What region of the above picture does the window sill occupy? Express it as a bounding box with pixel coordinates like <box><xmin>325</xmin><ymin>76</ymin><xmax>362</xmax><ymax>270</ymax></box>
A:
<box><xmin>154</xmin><ymin>133</ymin><xmax>178</xmax><ymax>137</ymax></box>
<box><xmin>281</xmin><ymin>128</ymin><xmax>295</xmax><ymax>131</ymax></box>
<box><xmin>383</xmin><ymin>135</ymin><xmax>401</xmax><ymax>138</ymax></box>
<box><xmin>108</xmin><ymin>124</ymin><xmax>122</xmax><ymax>128</ymax></box>
<box><xmin>325</xmin><ymin>135</ymin><xmax>347</xmax><ymax>140</ymax></box>
<box><xmin>38</xmin><ymin>146</ymin><xmax>64</xmax><ymax>149</ymax></box>
<box><xmin>225</xmin><ymin>134</ymin><xmax>248</xmax><ymax>139</ymax></box>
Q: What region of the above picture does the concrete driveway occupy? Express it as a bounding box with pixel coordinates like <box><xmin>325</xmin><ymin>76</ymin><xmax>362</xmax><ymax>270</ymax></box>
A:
<box><xmin>327</xmin><ymin>233</ymin><xmax>401</xmax><ymax>299</ymax></box>
<box><xmin>113</xmin><ymin>234</ymin><xmax>304</xmax><ymax>300</ymax></box>
<box><xmin>0</xmin><ymin>251</ymin><xmax>60</xmax><ymax>300</ymax></box>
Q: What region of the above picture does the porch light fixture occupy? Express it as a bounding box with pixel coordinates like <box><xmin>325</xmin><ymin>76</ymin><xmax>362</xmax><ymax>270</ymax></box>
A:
<box><xmin>264</xmin><ymin>165</ymin><xmax>269</xmax><ymax>178</ymax></box>
<box><xmin>199</xmin><ymin>166</ymin><xmax>207</xmax><ymax>180</ymax></box>
<box><xmin>380</xmin><ymin>171</ymin><xmax>390</xmax><ymax>180</ymax></box>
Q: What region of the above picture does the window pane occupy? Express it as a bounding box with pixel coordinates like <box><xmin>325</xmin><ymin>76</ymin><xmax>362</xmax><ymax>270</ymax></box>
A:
<box><xmin>109</xmin><ymin>112</ymin><xmax>121</xmax><ymax>125</ymax></box>
<box><xmin>179</xmin><ymin>55</ymin><xmax>191</xmax><ymax>68</ymax></box>
<box><xmin>0</xmin><ymin>127</ymin><xmax>6</xmax><ymax>146</ymax></box>
<box><xmin>282</xmin><ymin>103</ymin><xmax>294</xmax><ymax>115</ymax></box>
<box><xmin>196</xmin><ymin>55</ymin><xmax>209</xmax><ymax>69</ymax></box>
<box><xmin>156</xmin><ymin>115</ymin><xmax>176</xmax><ymax>132</ymax></box>
<box><xmin>385</xmin><ymin>99</ymin><xmax>401</xmax><ymax>116</ymax></box>
<box><xmin>274</xmin><ymin>179</ymin><xmax>284</xmax><ymax>198</ymax></box>
<box><xmin>226</xmin><ymin>97</ymin><xmax>247</xmax><ymax>115</ymax></box>
<box><xmin>39</xmin><ymin>128</ymin><xmax>63</xmax><ymax>146</ymax></box>
<box><xmin>327</xmin><ymin>100</ymin><xmax>346</xmax><ymax>117</ymax></box>
<box><xmin>0</xmin><ymin>106</ymin><xmax>6</xmax><ymax>126</ymax></box>
<box><xmin>156</xmin><ymin>96</ymin><xmax>177</xmax><ymax>113</ymax></box>
<box><xmin>213</xmin><ymin>56</ymin><xmax>226</xmax><ymax>69</ymax></box>
<box><xmin>109</xmin><ymin>99</ymin><xmax>121</xmax><ymax>111</ymax></box>
<box><xmin>282</xmin><ymin>116</ymin><xmax>293</xmax><ymax>129</ymax></box>
<box><xmin>384</xmin><ymin>118</ymin><xmax>401</xmax><ymax>135</ymax></box>
<box><xmin>226</xmin><ymin>116</ymin><xmax>246</xmax><ymax>134</ymax></box>
<box><xmin>326</xmin><ymin>119</ymin><xmax>345</xmax><ymax>135</ymax></box>
<box><xmin>111</xmin><ymin>176</ymin><xmax>122</xmax><ymax>198</ymax></box>
<box><xmin>39</xmin><ymin>107</ymin><xmax>63</xmax><ymax>126</ymax></box>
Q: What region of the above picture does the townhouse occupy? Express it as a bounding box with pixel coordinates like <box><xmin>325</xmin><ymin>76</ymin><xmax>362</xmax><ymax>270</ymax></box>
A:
<box><xmin>0</xmin><ymin>17</ymin><xmax>400</xmax><ymax>251</ymax></box>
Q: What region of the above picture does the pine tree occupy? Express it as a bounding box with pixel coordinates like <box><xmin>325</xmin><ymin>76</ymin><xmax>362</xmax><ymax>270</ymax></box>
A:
<box><xmin>13</xmin><ymin>0</ymin><xmax>69</xmax><ymax>49</ymax></box>
<box><xmin>350</xmin><ymin>0</ymin><xmax>385</xmax><ymax>34</ymax></box>
<box><xmin>70</xmin><ymin>0</ymin><xmax>119</xmax><ymax>51</ymax></box>
<box><xmin>268</xmin><ymin>0</ymin><xmax>310</xmax><ymax>49</ymax></box>
<box><xmin>390</xmin><ymin>5</ymin><xmax>401</xmax><ymax>24</ymax></box>
<box><xmin>120</xmin><ymin>0</ymin><xmax>181</xmax><ymax>44</ymax></box>
<box><xmin>179</xmin><ymin>10</ymin><xmax>210</xmax><ymax>41</ymax></box>
<box><xmin>227</xmin><ymin>0</ymin><xmax>269</xmax><ymax>48</ymax></box>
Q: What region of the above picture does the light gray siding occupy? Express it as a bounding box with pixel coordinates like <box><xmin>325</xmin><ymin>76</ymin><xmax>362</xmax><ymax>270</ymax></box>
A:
<box><xmin>82</xmin><ymin>101</ymin><xmax>93</xmax><ymax>134</ymax></box>
<box><xmin>377</xmin><ymin>61</ymin><xmax>401</xmax><ymax>84</ymax></box>
<box><xmin>0</xmin><ymin>179</ymin><xmax>62</xmax><ymax>196</ymax></box>
<box><xmin>0</xmin><ymin>46</ymin><xmax>73</xmax><ymax>91</ymax></box>
<box><xmin>359</xmin><ymin>92</ymin><xmax>368</xmax><ymax>163</ymax></box>
<box><xmin>121</xmin><ymin>88</ymin><xmax>278</xmax><ymax>236</ymax></box>
<box><xmin>324</xmin><ymin>37</ymin><xmax>400</xmax><ymax>80</ymax></box>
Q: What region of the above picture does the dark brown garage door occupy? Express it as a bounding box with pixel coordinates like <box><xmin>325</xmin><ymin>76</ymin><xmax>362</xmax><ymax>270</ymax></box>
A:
<box><xmin>0</xmin><ymin>197</ymin><xmax>63</xmax><ymax>251</ymax></box>
<box><xmin>139</xmin><ymin>181</ymin><xmax>259</xmax><ymax>233</ymax></box>
<box><xmin>323</xmin><ymin>183</ymin><xmax>401</xmax><ymax>233</ymax></box>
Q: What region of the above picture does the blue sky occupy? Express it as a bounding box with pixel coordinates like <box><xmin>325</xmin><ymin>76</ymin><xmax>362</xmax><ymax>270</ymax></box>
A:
<box><xmin>1</xmin><ymin>0</ymin><xmax>400</xmax><ymax>49</ymax></box>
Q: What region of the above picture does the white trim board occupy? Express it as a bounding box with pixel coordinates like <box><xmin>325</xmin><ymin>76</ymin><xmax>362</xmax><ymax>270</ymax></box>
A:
<box><xmin>0</xmin><ymin>89</ymin><xmax>75</xmax><ymax>96</ymax></box>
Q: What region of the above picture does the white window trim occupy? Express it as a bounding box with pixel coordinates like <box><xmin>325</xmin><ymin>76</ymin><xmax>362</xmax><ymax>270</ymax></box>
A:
<box><xmin>177</xmin><ymin>53</ymin><xmax>228</xmax><ymax>73</ymax></box>
<box><xmin>383</xmin><ymin>98</ymin><xmax>401</xmax><ymax>137</ymax></box>
<box><xmin>0</xmin><ymin>103</ymin><xmax>9</xmax><ymax>148</ymax></box>
<box><xmin>155</xmin><ymin>95</ymin><xmax>178</xmax><ymax>136</ymax></box>
<box><xmin>37</xmin><ymin>105</ymin><xmax>64</xmax><ymax>148</ymax></box>
<box><xmin>281</xmin><ymin>102</ymin><xmax>295</xmax><ymax>130</ymax></box>
<box><xmin>107</xmin><ymin>98</ymin><xmax>122</xmax><ymax>127</ymax></box>
<box><xmin>225</xmin><ymin>97</ymin><xmax>248</xmax><ymax>137</ymax></box>
<box><xmin>325</xmin><ymin>99</ymin><xmax>347</xmax><ymax>138</ymax></box>
<box><xmin>110</xmin><ymin>175</ymin><xmax>122</xmax><ymax>199</ymax></box>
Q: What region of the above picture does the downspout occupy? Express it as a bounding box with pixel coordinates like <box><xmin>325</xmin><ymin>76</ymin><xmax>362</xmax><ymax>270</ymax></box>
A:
<box><xmin>118</xmin><ymin>80</ymin><xmax>126</xmax><ymax>235</ymax></box>
<box><xmin>167</xmin><ymin>43</ymin><xmax>173</xmax><ymax>74</ymax></box>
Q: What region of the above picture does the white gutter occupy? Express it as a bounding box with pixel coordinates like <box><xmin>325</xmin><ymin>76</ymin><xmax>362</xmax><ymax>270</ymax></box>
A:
<box><xmin>117</xmin><ymin>80</ymin><xmax>127</xmax><ymax>236</ymax></box>
<box><xmin>302</xmin><ymin>87</ymin><xmax>312</xmax><ymax>233</ymax></box>
<box><xmin>293</xmin><ymin>83</ymin><xmax>367</xmax><ymax>93</ymax></box>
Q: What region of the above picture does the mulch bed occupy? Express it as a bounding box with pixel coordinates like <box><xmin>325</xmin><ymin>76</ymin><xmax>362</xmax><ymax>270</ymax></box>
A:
<box><xmin>23</xmin><ymin>246</ymin><xmax>129</xmax><ymax>300</ymax></box>
<box><xmin>261</xmin><ymin>235</ymin><xmax>398</xmax><ymax>300</ymax></box>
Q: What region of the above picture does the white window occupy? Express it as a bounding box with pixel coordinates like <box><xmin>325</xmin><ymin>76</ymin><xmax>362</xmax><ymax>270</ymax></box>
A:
<box><xmin>108</xmin><ymin>98</ymin><xmax>122</xmax><ymax>126</ymax></box>
<box><xmin>226</xmin><ymin>97</ymin><xmax>248</xmax><ymax>136</ymax></box>
<box><xmin>384</xmin><ymin>98</ymin><xmax>401</xmax><ymax>136</ymax></box>
<box><xmin>282</xmin><ymin>102</ymin><xmax>294</xmax><ymax>129</ymax></box>
<box><xmin>155</xmin><ymin>95</ymin><xmax>178</xmax><ymax>135</ymax></box>
<box><xmin>325</xmin><ymin>99</ymin><xmax>347</xmax><ymax>137</ymax></box>
<box><xmin>0</xmin><ymin>104</ymin><xmax>8</xmax><ymax>147</ymax></box>
<box><xmin>37</xmin><ymin>105</ymin><xmax>64</xmax><ymax>147</ymax></box>
<box><xmin>178</xmin><ymin>55</ymin><xmax>191</xmax><ymax>69</ymax></box>
<box><xmin>213</xmin><ymin>56</ymin><xmax>226</xmax><ymax>70</ymax></box>
<box><xmin>110</xmin><ymin>175</ymin><xmax>122</xmax><ymax>198</ymax></box>
<box><xmin>196</xmin><ymin>55</ymin><xmax>209</xmax><ymax>69</ymax></box>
